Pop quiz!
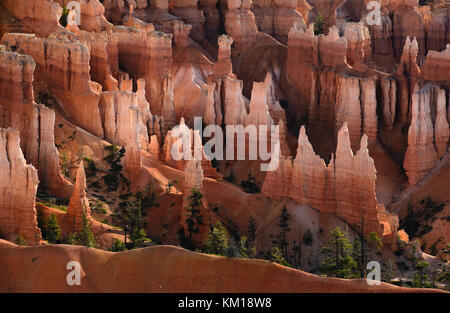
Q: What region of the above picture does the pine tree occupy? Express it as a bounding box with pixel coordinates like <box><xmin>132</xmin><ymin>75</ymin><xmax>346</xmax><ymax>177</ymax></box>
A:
<box><xmin>110</xmin><ymin>239</ymin><xmax>127</xmax><ymax>252</ymax></box>
<box><xmin>314</xmin><ymin>12</ymin><xmax>325</xmax><ymax>35</ymax></box>
<box><xmin>247</xmin><ymin>216</ymin><xmax>257</xmax><ymax>243</ymax></box>
<box><xmin>278</xmin><ymin>206</ymin><xmax>291</xmax><ymax>258</ymax></box>
<box><xmin>185</xmin><ymin>187</ymin><xmax>204</xmax><ymax>241</ymax></box>
<box><xmin>270</xmin><ymin>246</ymin><xmax>290</xmax><ymax>267</ymax></box>
<box><xmin>46</xmin><ymin>213</ymin><xmax>61</xmax><ymax>243</ymax></box>
<box><xmin>79</xmin><ymin>212</ymin><xmax>96</xmax><ymax>248</ymax></box>
<box><xmin>412</xmin><ymin>261</ymin><xmax>431</xmax><ymax>288</ymax></box>
<box><xmin>320</xmin><ymin>226</ymin><xmax>357</xmax><ymax>278</ymax></box>
<box><xmin>383</xmin><ymin>259</ymin><xmax>397</xmax><ymax>284</ymax></box>
<box><xmin>203</xmin><ymin>221</ymin><xmax>229</xmax><ymax>256</ymax></box>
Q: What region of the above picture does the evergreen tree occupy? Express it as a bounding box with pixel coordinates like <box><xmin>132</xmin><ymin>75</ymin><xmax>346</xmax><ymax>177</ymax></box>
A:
<box><xmin>46</xmin><ymin>213</ymin><xmax>61</xmax><ymax>243</ymax></box>
<box><xmin>320</xmin><ymin>226</ymin><xmax>357</xmax><ymax>278</ymax></box>
<box><xmin>239</xmin><ymin>235</ymin><xmax>249</xmax><ymax>258</ymax></box>
<box><xmin>302</xmin><ymin>230</ymin><xmax>313</xmax><ymax>246</ymax></box>
<box><xmin>203</xmin><ymin>221</ymin><xmax>229</xmax><ymax>256</ymax></box>
<box><xmin>247</xmin><ymin>216</ymin><xmax>257</xmax><ymax>244</ymax></box>
<box><xmin>412</xmin><ymin>261</ymin><xmax>431</xmax><ymax>288</ymax></box>
<box><xmin>79</xmin><ymin>212</ymin><xmax>96</xmax><ymax>248</ymax></box>
<box><xmin>110</xmin><ymin>239</ymin><xmax>127</xmax><ymax>252</ymax></box>
<box><xmin>270</xmin><ymin>246</ymin><xmax>290</xmax><ymax>267</ymax></box>
<box><xmin>383</xmin><ymin>259</ymin><xmax>397</xmax><ymax>284</ymax></box>
<box><xmin>185</xmin><ymin>187</ymin><xmax>204</xmax><ymax>241</ymax></box>
<box><xmin>366</xmin><ymin>232</ymin><xmax>383</xmax><ymax>252</ymax></box>
<box><xmin>314</xmin><ymin>12</ymin><xmax>325</xmax><ymax>35</ymax></box>
<box><xmin>278</xmin><ymin>206</ymin><xmax>291</xmax><ymax>258</ymax></box>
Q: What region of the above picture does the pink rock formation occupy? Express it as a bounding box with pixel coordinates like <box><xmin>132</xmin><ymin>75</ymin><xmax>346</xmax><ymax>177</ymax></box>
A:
<box><xmin>307</xmin><ymin>0</ymin><xmax>346</xmax><ymax>30</ymax></box>
<box><xmin>360</xmin><ymin>78</ymin><xmax>378</xmax><ymax>141</ymax></box>
<box><xmin>404</xmin><ymin>84</ymin><xmax>438</xmax><ymax>185</ymax></box>
<box><xmin>343</xmin><ymin>22</ymin><xmax>371</xmax><ymax>69</ymax></box>
<box><xmin>199</xmin><ymin>0</ymin><xmax>221</xmax><ymax>41</ymax></box>
<box><xmin>335</xmin><ymin>75</ymin><xmax>362</xmax><ymax>151</ymax></box>
<box><xmin>381</xmin><ymin>76</ymin><xmax>397</xmax><ymax>129</ymax></box>
<box><xmin>263</xmin><ymin>72</ymin><xmax>287</xmax><ymax>126</ymax></box>
<box><xmin>55</xmin><ymin>0</ymin><xmax>112</xmax><ymax>32</ymax></box>
<box><xmin>286</xmin><ymin>24</ymin><xmax>318</xmax><ymax>122</ymax></box>
<box><xmin>222</xmin><ymin>76</ymin><xmax>248</xmax><ymax>125</ymax></box>
<box><xmin>1</xmin><ymin>0</ymin><xmax>64</xmax><ymax>36</ymax></box>
<box><xmin>434</xmin><ymin>87</ymin><xmax>449</xmax><ymax>158</ymax></box>
<box><xmin>169</xmin><ymin>0</ymin><xmax>206</xmax><ymax>41</ymax></box>
<box><xmin>334</xmin><ymin>127</ymin><xmax>382</xmax><ymax>235</ymax></box>
<box><xmin>273</xmin><ymin>0</ymin><xmax>306</xmax><ymax>44</ymax></box>
<box><xmin>1</xmin><ymin>33</ymin><xmax>104</xmax><ymax>138</ymax></box>
<box><xmin>0</xmin><ymin>49</ymin><xmax>73</xmax><ymax>199</ymax></box>
<box><xmin>147</xmin><ymin>31</ymin><xmax>174</xmax><ymax>116</ymax></box>
<box><xmin>315</xmin><ymin>70</ymin><xmax>378</xmax><ymax>150</ymax></box>
<box><xmin>318</xmin><ymin>26</ymin><xmax>351</xmax><ymax>69</ymax></box>
<box><xmin>203</xmin><ymin>80</ymin><xmax>221</xmax><ymax>125</ymax></box>
<box><xmin>263</xmin><ymin>124</ymin><xmax>399</xmax><ymax>240</ymax></box>
<box><xmin>224</xmin><ymin>0</ymin><xmax>258</xmax><ymax>52</ymax></box>
<box><xmin>422</xmin><ymin>44</ymin><xmax>450</xmax><ymax>85</ymax></box>
<box><xmin>0</xmin><ymin>128</ymin><xmax>41</xmax><ymax>245</ymax></box>
<box><xmin>74</xmin><ymin>31</ymin><xmax>119</xmax><ymax>92</ymax></box>
<box><xmin>426</xmin><ymin>7</ymin><xmax>450</xmax><ymax>53</ymax></box>
<box><xmin>214</xmin><ymin>35</ymin><xmax>233</xmax><ymax>78</ymax></box>
<box><xmin>367</xmin><ymin>13</ymin><xmax>395</xmax><ymax>70</ymax></box>
<box><xmin>244</xmin><ymin>81</ymin><xmax>273</xmax><ymax>126</ymax></box>
<box><xmin>391</xmin><ymin>5</ymin><xmax>426</xmax><ymax>63</ymax></box>
<box><xmin>99</xmin><ymin>90</ymin><xmax>148</xmax><ymax>150</ymax></box>
<box><xmin>261</xmin><ymin>155</ymin><xmax>292</xmax><ymax>198</ymax></box>
<box><xmin>252</xmin><ymin>0</ymin><xmax>306</xmax><ymax>44</ymax></box>
<box><xmin>184</xmin><ymin>156</ymin><xmax>204</xmax><ymax>192</ymax></box>
<box><xmin>67</xmin><ymin>162</ymin><xmax>91</xmax><ymax>232</ymax></box>
<box><xmin>173</xmin><ymin>20</ymin><xmax>192</xmax><ymax>47</ymax></box>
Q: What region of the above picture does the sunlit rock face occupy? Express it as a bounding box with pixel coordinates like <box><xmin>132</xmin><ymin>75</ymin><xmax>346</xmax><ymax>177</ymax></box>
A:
<box><xmin>0</xmin><ymin>128</ymin><xmax>41</xmax><ymax>245</ymax></box>
<box><xmin>0</xmin><ymin>49</ymin><xmax>73</xmax><ymax>199</ymax></box>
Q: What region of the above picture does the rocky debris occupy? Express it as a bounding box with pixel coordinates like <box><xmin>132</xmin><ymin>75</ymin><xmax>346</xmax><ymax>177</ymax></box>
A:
<box><xmin>0</xmin><ymin>128</ymin><xmax>41</xmax><ymax>245</ymax></box>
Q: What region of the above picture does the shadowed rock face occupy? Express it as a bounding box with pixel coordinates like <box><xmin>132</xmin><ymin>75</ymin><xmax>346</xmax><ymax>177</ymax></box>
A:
<box><xmin>0</xmin><ymin>240</ymin><xmax>444</xmax><ymax>293</ymax></box>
